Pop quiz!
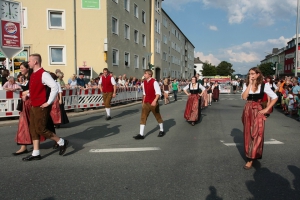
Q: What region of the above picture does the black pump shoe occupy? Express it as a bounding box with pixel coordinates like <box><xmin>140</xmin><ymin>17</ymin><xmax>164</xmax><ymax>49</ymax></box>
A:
<box><xmin>12</xmin><ymin>149</ymin><xmax>29</xmax><ymax>156</ymax></box>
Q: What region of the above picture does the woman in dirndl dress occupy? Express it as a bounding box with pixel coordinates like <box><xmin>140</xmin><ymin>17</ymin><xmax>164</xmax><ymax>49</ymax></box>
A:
<box><xmin>212</xmin><ymin>81</ymin><xmax>220</xmax><ymax>102</ymax></box>
<box><xmin>241</xmin><ymin>67</ymin><xmax>277</xmax><ymax>170</ymax></box>
<box><xmin>183</xmin><ymin>76</ymin><xmax>206</xmax><ymax>126</ymax></box>
<box><xmin>201</xmin><ymin>78</ymin><xmax>209</xmax><ymax>108</ymax></box>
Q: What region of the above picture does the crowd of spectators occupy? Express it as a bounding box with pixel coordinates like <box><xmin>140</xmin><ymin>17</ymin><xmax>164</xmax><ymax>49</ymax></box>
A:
<box><xmin>232</xmin><ymin>76</ymin><xmax>300</xmax><ymax>121</ymax></box>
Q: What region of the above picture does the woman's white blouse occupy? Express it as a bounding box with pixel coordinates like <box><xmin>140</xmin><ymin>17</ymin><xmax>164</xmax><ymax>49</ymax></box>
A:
<box><xmin>183</xmin><ymin>83</ymin><xmax>206</xmax><ymax>91</ymax></box>
<box><xmin>266</xmin><ymin>82</ymin><xmax>278</xmax><ymax>90</ymax></box>
<box><xmin>242</xmin><ymin>83</ymin><xmax>277</xmax><ymax>100</ymax></box>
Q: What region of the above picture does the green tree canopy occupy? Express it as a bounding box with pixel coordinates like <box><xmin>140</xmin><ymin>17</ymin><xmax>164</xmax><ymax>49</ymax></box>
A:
<box><xmin>258</xmin><ymin>62</ymin><xmax>275</xmax><ymax>77</ymax></box>
<box><xmin>201</xmin><ymin>62</ymin><xmax>216</xmax><ymax>76</ymax></box>
<box><xmin>216</xmin><ymin>61</ymin><xmax>235</xmax><ymax>76</ymax></box>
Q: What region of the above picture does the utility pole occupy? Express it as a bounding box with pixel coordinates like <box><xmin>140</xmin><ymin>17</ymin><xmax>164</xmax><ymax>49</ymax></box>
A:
<box><xmin>296</xmin><ymin>0</ymin><xmax>299</xmax><ymax>76</ymax></box>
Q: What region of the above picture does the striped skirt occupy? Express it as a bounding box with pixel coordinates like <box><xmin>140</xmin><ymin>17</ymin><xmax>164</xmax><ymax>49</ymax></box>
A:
<box><xmin>242</xmin><ymin>101</ymin><xmax>266</xmax><ymax>160</ymax></box>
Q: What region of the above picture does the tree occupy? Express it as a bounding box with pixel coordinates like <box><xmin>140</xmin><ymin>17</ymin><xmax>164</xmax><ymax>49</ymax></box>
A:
<box><xmin>201</xmin><ymin>62</ymin><xmax>216</xmax><ymax>76</ymax></box>
<box><xmin>258</xmin><ymin>62</ymin><xmax>275</xmax><ymax>77</ymax></box>
<box><xmin>216</xmin><ymin>61</ymin><xmax>235</xmax><ymax>76</ymax></box>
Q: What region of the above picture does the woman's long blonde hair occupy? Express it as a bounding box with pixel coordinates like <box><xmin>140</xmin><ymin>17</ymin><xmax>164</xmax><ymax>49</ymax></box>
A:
<box><xmin>245</xmin><ymin>67</ymin><xmax>263</xmax><ymax>91</ymax></box>
<box><xmin>163</xmin><ymin>78</ymin><xmax>169</xmax><ymax>85</ymax></box>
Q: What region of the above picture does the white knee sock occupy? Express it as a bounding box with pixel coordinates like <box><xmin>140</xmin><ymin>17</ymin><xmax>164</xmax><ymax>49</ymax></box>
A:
<box><xmin>32</xmin><ymin>150</ymin><xmax>40</xmax><ymax>156</ymax></box>
<box><xmin>57</xmin><ymin>138</ymin><xmax>65</xmax><ymax>146</ymax></box>
<box><xmin>105</xmin><ymin>108</ymin><xmax>110</xmax><ymax>116</ymax></box>
<box><xmin>140</xmin><ymin>125</ymin><xmax>145</xmax><ymax>136</ymax></box>
<box><xmin>159</xmin><ymin>123</ymin><xmax>164</xmax><ymax>131</ymax></box>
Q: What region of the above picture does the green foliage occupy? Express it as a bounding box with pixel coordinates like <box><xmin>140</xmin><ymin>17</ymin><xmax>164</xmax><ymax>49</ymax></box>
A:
<box><xmin>201</xmin><ymin>62</ymin><xmax>216</xmax><ymax>76</ymax></box>
<box><xmin>216</xmin><ymin>61</ymin><xmax>235</xmax><ymax>76</ymax></box>
<box><xmin>258</xmin><ymin>62</ymin><xmax>275</xmax><ymax>77</ymax></box>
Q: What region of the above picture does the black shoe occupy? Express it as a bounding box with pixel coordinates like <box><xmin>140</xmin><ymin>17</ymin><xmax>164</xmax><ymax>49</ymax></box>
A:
<box><xmin>158</xmin><ymin>131</ymin><xmax>165</xmax><ymax>137</ymax></box>
<box><xmin>22</xmin><ymin>155</ymin><xmax>42</xmax><ymax>161</ymax></box>
<box><xmin>133</xmin><ymin>134</ymin><xmax>144</xmax><ymax>139</ymax></box>
<box><xmin>53</xmin><ymin>142</ymin><xmax>59</xmax><ymax>149</ymax></box>
<box><xmin>191</xmin><ymin>122</ymin><xmax>195</xmax><ymax>126</ymax></box>
<box><xmin>59</xmin><ymin>140</ymin><xmax>69</xmax><ymax>156</ymax></box>
<box><xmin>106</xmin><ymin>116</ymin><xmax>112</xmax><ymax>120</ymax></box>
<box><xmin>12</xmin><ymin>149</ymin><xmax>29</xmax><ymax>156</ymax></box>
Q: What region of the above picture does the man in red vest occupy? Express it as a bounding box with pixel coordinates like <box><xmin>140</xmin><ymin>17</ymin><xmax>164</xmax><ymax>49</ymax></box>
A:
<box><xmin>133</xmin><ymin>69</ymin><xmax>164</xmax><ymax>139</ymax></box>
<box><xmin>22</xmin><ymin>54</ymin><xmax>69</xmax><ymax>161</ymax></box>
<box><xmin>99</xmin><ymin>68</ymin><xmax>116</xmax><ymax>120</ymax></box>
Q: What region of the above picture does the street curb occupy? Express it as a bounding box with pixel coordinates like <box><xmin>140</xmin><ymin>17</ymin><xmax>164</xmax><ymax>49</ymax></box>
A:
<box><xmin>0</xmin><ymin>100</ymin><xmax>142</xmax><ymax>127</ymax></box>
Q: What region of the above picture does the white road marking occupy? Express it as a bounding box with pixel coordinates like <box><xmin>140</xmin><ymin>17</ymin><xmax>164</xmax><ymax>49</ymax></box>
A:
<box><xmin>220</xmin><ymin>139</ymin><xmax>284</xmax><ymax>147</ymax></box>
<box><xmin>89</xmin><ymin>147</ymin><xmax>161</xmax><ymax>153</ymax></box>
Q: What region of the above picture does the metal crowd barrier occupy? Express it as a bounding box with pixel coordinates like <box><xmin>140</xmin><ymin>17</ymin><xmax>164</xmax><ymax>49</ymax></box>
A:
<box><xmin>0</xmin><ymin>87</ymin><xmax>143</xmax><ymax>118</ymax></box>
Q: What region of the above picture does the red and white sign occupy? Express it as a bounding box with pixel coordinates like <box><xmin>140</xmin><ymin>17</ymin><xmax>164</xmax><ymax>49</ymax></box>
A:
<box><xmin>1</xmin><ymin>20</ymin><xmax>21</xmax><ymax>48</ymax></box>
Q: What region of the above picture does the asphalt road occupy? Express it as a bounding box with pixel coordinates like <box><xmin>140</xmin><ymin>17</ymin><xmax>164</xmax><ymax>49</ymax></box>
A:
<box><xmin>0</xmin><ymin>93</ymin><xmax>300</xmax><ymax>200</ymax></box>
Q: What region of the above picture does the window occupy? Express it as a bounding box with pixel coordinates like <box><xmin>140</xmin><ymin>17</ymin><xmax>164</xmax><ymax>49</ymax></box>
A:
<box><xmin>155</xmin><ymin>19</ymin><xmax>160</xmax><ymax>33</ymax></box>
<box><xmin>142</xmin><ymin>11</ymin><xmax>146</xmax><ymax>23</ymax></box>
<box><xmin>124</xmin><ymin>0</ymin><xmax>130</xmax><ymax>11</ymax></box>
<box><xmin>134</xmin><ymin>30</ymin><xmax>139</xmax><ymax>43</ymax></box>
<box><xmin>124</xmin><ymin>24</ymin><xmax>130</xmax><ymax>39</ymax></box>
<box><xmin>134</xmin><ymin>55</ymin><xmax>139</xmax><ymax>68</ymax></box>
<box><xmin>142</xmin><ymin>57</ymin><xmax>146</xmax><ymax>69</ymax></box>
<box><xmin>163</xmin><ymin>52</ymin><xmax>167</xmax><ymax>61</ymax></box>
<box><xmin>155</xmin><ymin>39</ymin><xmax>160</xmax><ymax>53</ymax></box>
<box><xmin>155</xmin><ymin>0</ymin><xmax>160</xmax><ymax>12</ymax></box>
<box><xmin>142</xmin><ymin>34</ymin><xmax>146</xmax><ymax>46</ymax></box>
<box><xmin>125</xmin><ymin>52</ymin><xmax>130</xmax><ymax>67</ymax></box>
<box><xmin>112</xmin><ymin>49</ymin><xmax>119</xmax><ymax>65</ymax></box>
<box><xmin>49</xmin><ymin>46</ymin><xmax>66</xmax><ymax>65</ymax></box>
<box><xmin>163</xmin><ymin>35</ymin><xmax>167</xmax><ymax>44</ymax></box>
<box><xmin>112</xmin><ymin>17</ymin><xmax>118</xmax><ymax>34</ymax></box>
<box><xmin>134</xmin><ymin>4</ymin><xmax>138</xmax><ymax>18</ymax></box>
<box><xmin>22</xmin><ymin>7</ymin><xmax>28</xmax><ymax>28</ymax></box>
<box><xmin>48</xmin><ymin>10</ymin><xmax>65</xmax><ymax>29</ymax></box>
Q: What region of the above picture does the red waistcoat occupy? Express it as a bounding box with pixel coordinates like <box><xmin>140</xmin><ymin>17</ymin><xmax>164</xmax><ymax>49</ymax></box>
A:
<box><xmin>29</xmin><ymin>68</ymin><xmax>47</xmax><ymax>107</ymax></box>
<box><xmin>143</xmin><ymin>78</ymin><xmax>156</xmax><ymax>103</ymax></box>
<box><xmin>102</xmin><ymin>76</ymin><xmax>114</xmax><ymax>93</ymax></box>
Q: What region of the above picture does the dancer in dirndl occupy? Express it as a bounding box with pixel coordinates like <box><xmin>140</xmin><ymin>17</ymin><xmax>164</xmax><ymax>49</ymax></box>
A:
<box><xmin>212</xmin><ymin>81</ymin><xmax>220</xmax><ymax>102</ymax></box>
<box><xmin>183</xmin><ymin>76</ymin><xmax>206</xmax><ymax>126</ymax></box>
<box><xmin>241</xmin><ymin>67</ymin><xmax>277</xmax><ymax>170</ymax></box>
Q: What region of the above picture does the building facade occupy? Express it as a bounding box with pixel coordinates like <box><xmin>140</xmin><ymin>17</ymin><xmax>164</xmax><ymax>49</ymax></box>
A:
<box><xmin>4</xmin><ymin>0</ymin><xmax>194</xmax><ymax>82</ymax></box>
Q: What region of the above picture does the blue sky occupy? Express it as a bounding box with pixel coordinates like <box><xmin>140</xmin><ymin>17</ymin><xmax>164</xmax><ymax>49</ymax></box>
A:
<box><xmin>162</xmin><ymin>0</ymin><xmax>298</xmax><ymax>75</ymax></box>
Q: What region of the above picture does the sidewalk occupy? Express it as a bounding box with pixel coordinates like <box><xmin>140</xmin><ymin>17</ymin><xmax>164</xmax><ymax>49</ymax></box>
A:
<box><xmin>0</xmin><ymin>100</ymin><xmax>142</xmax><ymax>127</ymax></box>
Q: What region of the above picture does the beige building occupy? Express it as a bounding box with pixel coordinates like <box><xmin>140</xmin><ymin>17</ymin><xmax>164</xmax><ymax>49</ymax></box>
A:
<box><xmin>9</xmin><ymin>0</ymin><xmax>194</xmax><ymax>82</ymax></box>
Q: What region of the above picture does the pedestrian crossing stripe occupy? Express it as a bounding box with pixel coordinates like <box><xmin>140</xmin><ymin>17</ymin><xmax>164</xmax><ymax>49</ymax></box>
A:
<box><xmin>220</xmin><ymin>139</ymin><xmax>284</xmax><ymax>146</ymax></box>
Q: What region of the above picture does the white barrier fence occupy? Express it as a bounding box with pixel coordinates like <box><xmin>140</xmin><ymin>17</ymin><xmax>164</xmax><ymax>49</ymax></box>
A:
<box><xmin>0</xmin><ymin>87</ymin><xmax>144</xmax><ymax>118</ymax></box>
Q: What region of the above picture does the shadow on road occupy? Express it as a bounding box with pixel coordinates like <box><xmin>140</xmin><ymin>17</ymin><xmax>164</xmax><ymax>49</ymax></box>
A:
<box><xmin>62</xmin><ymin>115</ymin><xmax>103</xmax><ymax>128</ymax></box>
<box><xmin>245</xmin><ymin>162</ymin><xmax>300</xmax><ymax>199</ymax></box>
<box><xmin>205</xmin><ymin>186</ymin><xmax>223</xmax><ymax>200</ymax></box>
<box><xmin>288</xmin><ymin>165</ymin><xmax>300</xmax><ymax>196</ymax></box>
<box><xmin>230</xmin><ymin>128</ymin><xmax>246</xmax><ymax>162</ymax></box>
<box><xmin>40</xmin><ymin>124</ymin><xmax>121</xmax><ymax>158</ymax></box>
<box><xmin>112</xmin><ymin>109</ymin><xmax>139</xmax><ymax>119</ymax></box>
<box><xmin>145</xmin><ymin>118</ymin><xmax>176</xmax><ymax>138</ymax></box>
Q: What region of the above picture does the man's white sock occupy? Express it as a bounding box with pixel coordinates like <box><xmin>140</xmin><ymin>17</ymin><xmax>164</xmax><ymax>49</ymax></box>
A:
<box><xmin>140</xmin><ymin>125</ymin><xmax>145</xmax><ymax>136</ymax></box>
<box><xmin>159</xmin><ymin>123</ymin><xmax>164</xmax><ymax>131</ymax></box>
<box><xmin>57</xmin><ymin>138</ymin><xmax>65</xmax><ymax>146</ymax></box>
<box><xmin>32</xmin><ymin>150</ymin><xmax>40</xmax><ymax>156</ymax></box>
<box><xmin>105</xmin><ymin>108</ymin><xmax>110</xmax><ymax>116</ymax></box>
